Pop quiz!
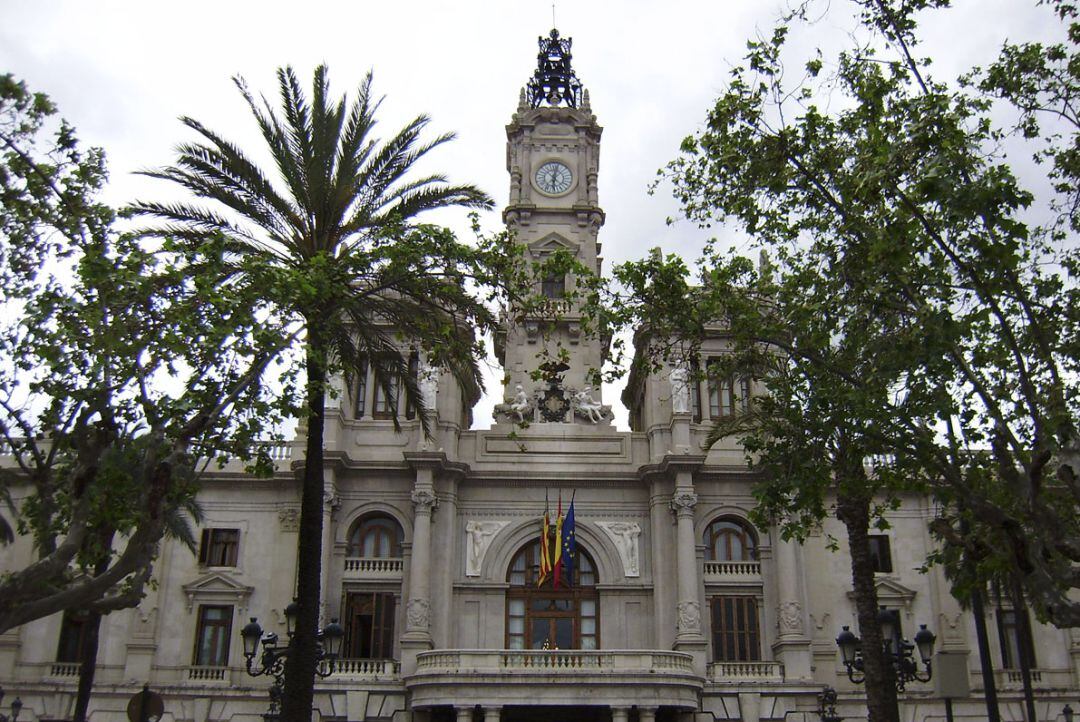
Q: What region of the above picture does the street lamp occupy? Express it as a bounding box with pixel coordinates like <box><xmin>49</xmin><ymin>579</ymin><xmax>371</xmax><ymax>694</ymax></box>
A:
<box><xmin>1063</xmin><ymin>703</ymin><xmax>1074</xmax><ymax>722</ymax></box>
<box><xmin>241</xmin><ymin>601</ymin><xmax>345</xmax><ymax>720</ymax></box>
<box><xmin>817</xmin><ymin>686</ymin><xmax>843</xmax><ymax>722</ymax></box>
<box><xmin>836</xmin><ymin>612</ymin><xmax>936</xmax><ymax>692</ymax></box>
<box><xmin>0</xmin><ymin>685</ymin><xmax>22</xmax><ymax>722</ymax></box>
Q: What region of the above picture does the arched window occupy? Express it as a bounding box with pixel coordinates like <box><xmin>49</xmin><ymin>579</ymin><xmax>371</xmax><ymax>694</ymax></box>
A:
<box><xmin>347</xmin><ymin>515</ymin><xmax>403</xmax><ymax>558</ymax></box>
<box><xmin>703</xmin><ymin>517</ymin><xmax>757</xmax><ymax>562</ymax></box>
<box><xmin>506</xmin><ymin>540</ymin><xmax>598</xmax><ymax>650</ymax></box>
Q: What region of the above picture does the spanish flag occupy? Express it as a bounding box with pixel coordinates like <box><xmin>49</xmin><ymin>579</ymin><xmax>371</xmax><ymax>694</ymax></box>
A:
<box><xmin>552</xmin><ymin>492</ymin><xmax>564</xmax><ymax>588</ymax></box>
<box><xmin>538</xmin><ymin>508</ymin><xmax>552</xmax><ymax>587</ymax></box>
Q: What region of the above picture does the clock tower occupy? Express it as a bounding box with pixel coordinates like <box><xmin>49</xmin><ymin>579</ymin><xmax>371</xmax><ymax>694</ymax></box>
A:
<box><xmin>495</xmin><ymin>29</ymin><xmax>609</xmax><ymax>425</ymax></box>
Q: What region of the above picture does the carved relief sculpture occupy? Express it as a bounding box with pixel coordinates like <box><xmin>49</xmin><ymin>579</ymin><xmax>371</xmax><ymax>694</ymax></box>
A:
<box><xmin>406</xmin><ymin>598</ymin><xmax>431</xmax><ymax>631</ymax></box>
<box><xmin>411</xmin><ymin>488</ymin><xmax>438</xmax><ymax>514</ymax></box>
<box><xmin>494</xmin><ymin>384</ymin><xmax>533</xmax><ymax>424</ymax></box>
<box><xmin>777</xmin><ymin>600</ymin><xmax>804</xmax><ymax>634</ymax></box>
<box><xmin>598</xmin><ymin>521</ymin><xmax>641</xmax><ymax>577</ymax></box>
<box><xmin>677</xmin><ymin>600</ymin><xmax>701</xmax><ymax>633</ymax></box>
<box><xmin>572</xmin><ymin>387</ymin><xmax>607</xmax><ymax>423</ymax></box>
<box><xmin>465</xmin><ymin>520</ymin><xmax>510</xmax><ymax>577</ymax></box>
<box><xmin>670</xmin><ymin>490</ymin><xmax>698</xmax><ymax>516</ymax></box>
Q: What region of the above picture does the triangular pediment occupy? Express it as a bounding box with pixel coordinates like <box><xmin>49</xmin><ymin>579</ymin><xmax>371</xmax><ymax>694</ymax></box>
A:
<box><xmin>182</xmin><ymin>571</ymin><xmax>254</xmax><ymax>611</ymax></box>
<box><xmin>528</xmin><ymin>232</ymin><xmax>580</xmax><ymax>256</ymax></box>
<box><xmin>846</xmin><ymin>577</ymin><xmax>917</xmax><ymax>609</ymax></box>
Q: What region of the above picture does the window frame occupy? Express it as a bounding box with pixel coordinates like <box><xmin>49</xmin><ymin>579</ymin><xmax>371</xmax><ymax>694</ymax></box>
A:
<box><xmin>703</xmin><ymin>517</ymin><xmax>758</xmax><ymax>562</ymax></box>
<box><xmin>710</xmin><ymin>596</ymin><xmax>761</xmax><ymax>662</ymax></box>
<box><xmin>505</xmin><ymin>540</ymin><xmax>599</xmax><ymax>650</ymax></box>
<box><xmin>997</xmin><ymin>608</ymin><xmax>1037</xmax><ymax>670</ymax></box>
<box><xmin>192</xmin><ymin>604</ymin><xmax>233</xmax><ymax>667</ymax></box>
<box><xmin>55</xmin><ymin>610</ymin><xmax>91</xmax><ymax>664</ymax></box>
<box><xmin>353</xmin><ymin>358</ymin><xmax>369</xmax><ymax>419</ymax></box>
<box><xmin>706</xmin><ymin>357</ymin><xmax>735</xmax><ymax>419</ymax></box>
<box><xmin>867</xmin><ymin>535</ymin><xmax>893</xmax><ymax>574</ymax></box>
<box><xmin>344</xmin><ymin>591</ymin><xmax>397</xmax><ymax>659</ymax></box>
<box><xmin>346</xmin><ymin>515</ymin><xmax>404</xmax><ymax>558</ymax></box>
<box><xmin>198</xmin><ymin>528</ymin><xmax>240</xmax><ymax>567</ymax></box>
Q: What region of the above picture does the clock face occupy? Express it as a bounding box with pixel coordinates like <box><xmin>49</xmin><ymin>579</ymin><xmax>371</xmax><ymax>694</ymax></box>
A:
<box><xmin>535</xmin><ymin>161</ymin><xmax>573</xmax><ymax>195</ymax></box>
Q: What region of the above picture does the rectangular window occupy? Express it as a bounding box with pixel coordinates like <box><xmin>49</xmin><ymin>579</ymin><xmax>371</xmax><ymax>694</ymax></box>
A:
<box><xmin>373</xmin><ymin>373</ymin><xmax>398</xmax><ymax>418</ymax></box>
<box><xmin>56</xmin><ymin>610</ymin><xmax>91</xmax><ymax>663</ymax></box>
<box><xmin>405</xmin><ymin>352</ymin><xmax>419</xmax><ymax>421</ymax></box>
<box><xmin>193</xmin><ymin>605</ymin><xmax>232</xmax><ymax>666</ymax></box>
<box><xmin>345</xmin><ymin>592</ymin><xmax>396</xmax><ymax>659</ymax></box>
<box><xmin>868</xmin><ymin>535</ymin><xmax>893</xmax><ymax>574</ymax></box>
<box><xmin>738</xmin><ymin>377</ymin><xmax>752</xmax><ymax>413</ymax></box>
<box><xmin>707</xmin><ymin>359</ymin><xmax>734</xmax><ymax>419</ymax></box>
<box><xmin>710</xmin><ymin>597</ymin><xmax>760</xmax><ymax>662</ymax></box>
<box><xmin>689</xmin><ymin>358</ymin><xmax>702</xmax><ymax>423</ymax></box>
<box><xmin>198</xmin><ymin>528</ymin><xmax>239</xmax><ymax>567</ymax></box>
<box><xmin>542</xmin><ymin>274</ymin><xmax>566</xmax><ymax>299</ymax></box>
<box><xmin>353</xmin><ymin>359</ymin><xmax>369</xmax><ymax>418</ymax></box>
<box><xmin>997</xmin><ymin>609</ymin><xmax>1036</xmax><ymax>670</ymax></box>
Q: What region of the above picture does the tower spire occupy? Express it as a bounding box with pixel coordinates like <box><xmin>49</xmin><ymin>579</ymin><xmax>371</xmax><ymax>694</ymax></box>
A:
<box><xmin>526</xmin><ymin>28</ymin><xmax>584</xmax><ymax>109</ymax></box>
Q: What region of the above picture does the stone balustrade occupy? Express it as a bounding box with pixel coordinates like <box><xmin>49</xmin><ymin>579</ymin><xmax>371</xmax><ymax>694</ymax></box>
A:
<box><xmin>996</xmin><ymin>668</ymin><xmax>1073</xmax><ymax>688</ymax></box>
<box><xmin>415</xmin><ymin>649</ymin><xmax>695</xmax><ymax>674</ymax></box>
<box><xmin>343</xmin><ymin>557</ymin><xmax>404</xmax><ymax>580</ymax></box>
<box><xmin>48</xmin><ymin>662</ymin><xmax>81</xmax><ymax>678</ymax></box>
<box><xmin>708</xmin><ymin>661</ymin><xmax>785</xmax><ymax>683</ymax></box>
<box><xmin>702</xmin><ymin>561</ymin><xmax>761</xmax><ymax>579</ymax></box>
<box><xmin>186</xmin><ymin>665</ymin><xmax>229</xmax><ymax>682</ymax></box>
<box><xmin>334</xmin><ymin>658</ymin><xmax>400</xmax><ymax>678</ymax></box>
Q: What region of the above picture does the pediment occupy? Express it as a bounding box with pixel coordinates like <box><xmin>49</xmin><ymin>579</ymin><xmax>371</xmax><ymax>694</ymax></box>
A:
<box><xmin>528</xmin><ymin>232</ymin><xmax>580</xmax><ymax>257</ymax></box>
<box><xmin>182</xmin><ymin>571</ymin><xmax>254</xmax><ymax>612</ymax></box>
<box><xmin>845</xmin><ymin>577</ymin><xmax>917</xmax><ymax>610</ymax></box>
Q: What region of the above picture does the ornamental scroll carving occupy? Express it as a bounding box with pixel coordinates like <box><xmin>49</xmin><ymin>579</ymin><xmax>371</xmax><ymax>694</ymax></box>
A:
<box><xmin>411</xmin><ymin>488</ymin><xmax>438</xmax><ymax>513</ymax></box>
<box><xmin>406</xmin><ymin>598</ymin><xmax>431</xmax><ymax>630</ymax></box>
<box><xmin>777</xmin><ymin>600</ymin><xmax>804</xmax><ymax>634</ymax></box>
<box><xmin>278</xmin><ymin>508</ymin><xmax>300</xmax><ymax>532</ymax></box>
<box><xmin>670</xmin><ymin>490</ymin><xmax>698</xmax><ymax>516</ymax></box>
<box><xmin>677</xmin><ymin>600</ymin><xmax>701</xmax><ymax>633</ymax></box>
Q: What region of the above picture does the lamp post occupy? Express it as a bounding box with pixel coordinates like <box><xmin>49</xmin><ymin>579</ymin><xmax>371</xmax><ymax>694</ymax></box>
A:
<box><xmin>817</xmin><ymin>686</ymin><xmax>843</xmax><ymax>722</ymax></box>
<box><xmin>0</xmin><ymin>686</ymin><xmax>22</xmax><ymax>722</ymax></box>
<box><xmin>1063</xmin><ymin>703</ymin><xmax>1074</xmax><ymax>722</ymax></box>
<box><xmin>241</xmin><ymin>601</ymin><xmax>345</xmax><ymax>721</ymax></box>
<box><xmin>836</xmin><ymin>612</ymin><xmax>936</xmax><ymax>693</ymax></box>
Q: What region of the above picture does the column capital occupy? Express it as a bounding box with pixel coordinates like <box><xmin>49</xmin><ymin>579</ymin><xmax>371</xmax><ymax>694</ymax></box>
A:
<box><xmin>411</xmin><ymin>488</ymin><xmax>439</xmax><ymax>514</ymax></box>
<box><xmin>670</xmin><ymin>489</ymin><xmax>698</xmax><ymax>517</ymax></box>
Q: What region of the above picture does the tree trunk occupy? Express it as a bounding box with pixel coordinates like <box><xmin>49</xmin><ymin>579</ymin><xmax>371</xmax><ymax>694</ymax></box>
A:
<box><xmin>281</xmin><ymin>330</ymin><xmax>328</xmax><ymax>722</ymax></box>
<box><xmin>1010</xmin><ymin>581</ymin><xmax>1038</xmax><ymax>722</ymax></box>
<box><xmin>836</xmin><ymin>490</ymin><xmax>900</xmax><ymax>722</ymax></box>
<box><xmin>72</xmin><ymin>610</ymin><xmax>102</xmax><ymax>722</ymax></box>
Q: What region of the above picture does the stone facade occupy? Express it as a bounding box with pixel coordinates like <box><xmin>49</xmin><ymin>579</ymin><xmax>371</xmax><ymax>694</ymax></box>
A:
<box><xmin>1</xmin><ymin>29</ymin><xmax>1078</xmax><ymax>722</ymax></box>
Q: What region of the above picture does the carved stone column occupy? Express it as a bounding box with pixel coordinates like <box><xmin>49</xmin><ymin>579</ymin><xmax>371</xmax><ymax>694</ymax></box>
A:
<box><xmin>771</xmin><ymin>530</ymin><xmax>811</xmax><ymax>680</ymax></box>
<box><xmin>610</xmin><ymin>707</ymin><xmax>629</xmax><ymax>722</ymax></box>
<box><xmin>400</xmin><ymin>467</ymin><xmax>438</xmax><ymax>674</ymax></box>
<box><xmin>638</xmin><ymin>707</ymin><xmax>657</xmax><ymax>722</ymax></box>
<box><xmin>671</xmin><ymin>480</ymin><xmax>706</xmax><ymax>673</ymax></box>
<box><xmin>483</xmin><ymin>706</ymin><xmax>502</xmax><ymax>722</ymax></box>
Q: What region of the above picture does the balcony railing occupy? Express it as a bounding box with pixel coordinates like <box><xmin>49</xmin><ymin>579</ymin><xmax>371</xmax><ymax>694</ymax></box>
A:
<box><xmin>703</xmin><ymin>561</ymin><xmax>762</xmax><ymax>580</ymax></box>
<box><xmin>708</xmin><ymin>661</ymin><xmax>785</xmax><ymax>683</ymax></box>
<box><xmin>415</xmin><ymin>649</ymin><xmax>695</xmax><ymax>675</ymax></box>
<box><xmin>343</xmin><ymin>557</ymin><xmax>404</xmax><ymax>580</ymax></box>
<box><xmin>186</xmin><ymin>665</ymin><xmax>229</xmax><ymax>682</ymax></box>
<box><xmin>48</xmin><ymin>662</ymin><xmax>81</xmax><ymax>678</ymax></box>
<box><xmin>334</xmin><ymin>658</ymin><xmax>400</xmax><ymax>678</ymax></box>
<box><xmin>993</xmin><ymin>668</ymin><xmax>1073</xmax><ymax>688</ymax></box>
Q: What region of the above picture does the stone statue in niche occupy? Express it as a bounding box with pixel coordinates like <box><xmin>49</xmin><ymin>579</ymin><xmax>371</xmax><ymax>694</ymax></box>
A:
<box><xmin>465</xmin><ymin>520</ymin><xmax>509</xmax><ymax>577</ymax></box>
<box><xmin>669</xmin><ymin>364</ymin><xmax>690</xmax><ymax>414</ymax></box>
<box><xmin>494</xmin><ymin>384</ymin><xmax>534</xmax><ymax>424</ymax></box>
<box><xmin>418</xmin><ymin>358</ymin><xmax>439</xmax><ymax>413</ymax></box>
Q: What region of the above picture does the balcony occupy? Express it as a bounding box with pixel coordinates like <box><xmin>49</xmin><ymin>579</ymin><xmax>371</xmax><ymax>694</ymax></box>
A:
<box><xmin>48</xmin><ymin>662</ymin><xmax>81</xmax><ymax>678</ymax></box>
<box><xmin>703</xmin><ymin>561</ymin><xmax>761</xmax><ymax>583</ymax></box>
<box><xmin>185</xmin><ymin>665</ymin><xmax>231</xmax><ymax>684</ymax></box>
<box><xmin>994</xmin><ymin>668</ymin><xmax>1073</xmax><ymax>689</ymax></box>
<box><xmin>342</xmin><ymin>557</ymin><xmax>404</xmax><ymax>581</ymax></box>
<box><xmin>406</xmin><ymin>650</ymin><xmax>702</xmax><ymax>709</ymax></box>
<box><xmin>707</xmin><ymin>661</ymin><xmax>784</xmax><ymax>684</ymax></box>
<box><xmin>333</xmin><ymin>658</ymin><xmax>400</xmax><ymax>680</ymax></box>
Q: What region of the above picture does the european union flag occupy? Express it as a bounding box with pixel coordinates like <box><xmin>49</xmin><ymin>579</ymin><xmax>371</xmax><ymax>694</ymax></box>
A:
<box><xmin>561</xmin><ymin>498</ymin><xmax>576</xmax><ymax>585</ymax></box>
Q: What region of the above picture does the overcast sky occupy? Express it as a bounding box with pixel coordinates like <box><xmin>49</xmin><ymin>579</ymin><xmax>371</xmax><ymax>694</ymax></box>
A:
<box><xmin>0</xmin><ymin>0</ymin><xmax>1058</xmax><ymax>429</ymax></box>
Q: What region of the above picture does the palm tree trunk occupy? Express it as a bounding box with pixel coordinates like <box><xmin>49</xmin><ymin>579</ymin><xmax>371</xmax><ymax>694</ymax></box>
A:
<box><xmin>836</xmin><ymin>489</ymin><xmax>900</xmax><ymax>722</ymax></box>
<box><xmin>281</xmin><ymin>330</ymin><xmax>328</xmax><ymax>722</ymax></box>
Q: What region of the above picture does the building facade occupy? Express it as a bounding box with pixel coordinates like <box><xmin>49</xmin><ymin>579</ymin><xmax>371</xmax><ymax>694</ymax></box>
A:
<box><xmin>2</xmin><ymin>29</ymin><xmax>1079</xmax><ymax>722</ymax></box>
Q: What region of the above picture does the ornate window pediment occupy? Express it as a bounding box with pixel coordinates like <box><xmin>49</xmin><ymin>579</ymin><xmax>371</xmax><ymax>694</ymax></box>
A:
<box><xmin>182</xmin><ymin>571</ymin><xmax>254</xmax><ymax>613</ymax></box>
<box><xmin>528</xmin><ymin>233</ymin><xmax>580</xmax><ymax>257</ymax></box>
<box><xmin>845</xmin><ymin>577</ymin><xmax>917</xmax><ymax>611</ymax></box>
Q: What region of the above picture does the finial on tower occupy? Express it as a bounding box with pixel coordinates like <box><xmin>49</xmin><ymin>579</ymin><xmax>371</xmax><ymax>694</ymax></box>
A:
<box><xmin>526</xmin><ymin>28</ymin><xmax>584</xmax><ymax>109</ymax></box>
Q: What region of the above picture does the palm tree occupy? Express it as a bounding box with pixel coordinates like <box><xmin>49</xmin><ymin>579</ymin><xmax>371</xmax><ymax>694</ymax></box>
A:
<box><xmin>130</xmin><ymin>65</ymin><xmax>495</xmax><ymax>722</ymax></box>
